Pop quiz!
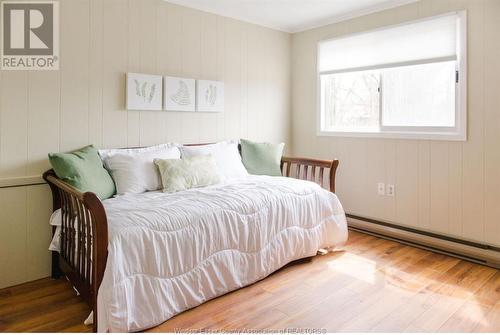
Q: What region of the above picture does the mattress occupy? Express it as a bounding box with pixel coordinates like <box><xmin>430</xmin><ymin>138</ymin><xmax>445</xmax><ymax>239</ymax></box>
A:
<box><xmin>54</xmin><ymin>175</ymin><xmax>348</xmax><ymax>332</ymax></box>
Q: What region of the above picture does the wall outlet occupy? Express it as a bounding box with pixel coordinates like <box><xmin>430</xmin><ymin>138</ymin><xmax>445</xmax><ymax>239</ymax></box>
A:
<box><xmin>377</xmin><ymin>182</ymin><xmax>385</xmax><ymax>195</ymax></box>
<box><xmin>387</xmin><ymin>184</ymin><xmax>395</xmax><ymax>196</ymax></box>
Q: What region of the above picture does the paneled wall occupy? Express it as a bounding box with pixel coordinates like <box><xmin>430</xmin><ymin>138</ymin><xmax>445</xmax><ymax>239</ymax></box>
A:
<box><xmin>291</xmin><ymin>0</ymin><xmax>500</xmax><ymax>247</ymax></box>
<box><xmin>0</xmin><ymin>0</ymin><xmax>291</xmax><ymax>288</ymax></box>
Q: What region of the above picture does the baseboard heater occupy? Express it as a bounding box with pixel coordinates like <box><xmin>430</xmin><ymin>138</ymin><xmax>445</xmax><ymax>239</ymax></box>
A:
<box><xmin>347</xmin><ymin>214</ymin><xmax>500</xmax><ymax>269</ymax></box>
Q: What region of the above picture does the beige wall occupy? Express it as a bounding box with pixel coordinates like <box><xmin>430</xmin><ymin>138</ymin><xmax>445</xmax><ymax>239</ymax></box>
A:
<box><xmin>291</xmin><ymin>0</ymin><xmax>500</xmax><ymax>247</ymax></box>
<box><xmin>3</xmin><ymin>0</ymin><xmax>499</xmax><ymax>289</ymax></box>
<box><xmin>0</xmin><ymin>0</ymin><xmax>291</xmax><ymax>288</ymax></box>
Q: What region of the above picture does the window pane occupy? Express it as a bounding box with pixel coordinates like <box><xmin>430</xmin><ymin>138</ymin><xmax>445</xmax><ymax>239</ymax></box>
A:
<box><xmin>381</xmin><ymin>61</ymin><xmax>456</xmax><ymax>127</ymax></box>
<box><xmin>321</xmin><ymin>70</ymin><xmax>380</xmax><ymax>131</ymax></box>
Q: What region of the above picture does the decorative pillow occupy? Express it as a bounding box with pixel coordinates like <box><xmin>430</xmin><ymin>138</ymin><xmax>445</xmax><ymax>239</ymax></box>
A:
<box><xmin>154</xmin><ymin>155</ymin><xmax>221</xmax><ymax>193</ymax></box>
<box><xmin>102</xmin><ymin>146</ymin><xmax>181</xmax><ymax>195</ymax></box>
<box><xmin>48</xmin><ymin>145</ymin><xmax>116</xmax><ymax>200</ymax></box>
<box><xmin>180</xmin><ymin>141</ymin><xmax>248</xmax><ymax>180</ymax></box>
<box><xmin>240</xmin><ymin>139</ymin><xmax>285</xmax><ymax>176</ymax></box>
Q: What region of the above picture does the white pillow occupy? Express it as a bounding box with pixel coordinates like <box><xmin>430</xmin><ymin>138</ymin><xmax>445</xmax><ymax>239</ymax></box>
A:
<box><xmin>180</xmin><ymin>141</ymin><xmax>248</xmax><ymax>180</ymax></box>
<box><xmin>98</xmin><ymin>143</ymin><xmax>179</xmax><ymax>163</ymax></box>
<box><xmin>99</xmin><ymin>144</ymin><xmax>181</xmax><ymax>195</ymax></box>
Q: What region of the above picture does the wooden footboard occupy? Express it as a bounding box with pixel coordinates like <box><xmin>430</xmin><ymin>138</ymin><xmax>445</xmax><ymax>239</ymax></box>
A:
<box><xmin>281</xmin><ymin>156</ymin><xmax>339</xmax><ymax>193</ymax></box>
<box><xmin>43</xmin><ymin>154</ymin><xmax>338</xmax><ymax>332</ymax></box>
<box><xmin>42</xmin><ymin>170</ymin><xmax>108</xmax><ymax>332</ymax></box>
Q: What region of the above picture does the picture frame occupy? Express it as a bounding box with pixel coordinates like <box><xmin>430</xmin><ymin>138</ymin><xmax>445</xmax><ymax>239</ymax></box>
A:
<box><xmin>164</xmin><ymin>76</ymin><xmax>196</xmax><ymax>112</ymax></box>
<box><xmin>126</xmin><ymin>73</ymin><xmax>163</xmax><ymax>111</ymax></box>
<box><xmin>196</xmin><ymin>80</ymin><xmax>224</xmax><ymax>112</ymax></box>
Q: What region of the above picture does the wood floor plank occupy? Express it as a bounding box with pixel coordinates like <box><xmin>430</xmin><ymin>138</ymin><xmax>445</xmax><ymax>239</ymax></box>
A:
<box><xmin>408</xmin><ymin>261</ymin><xmax>497</xmax><ymax>332</ymax></box>
<box><xmin>439</xmin><ymin>271</ymin><xmax>500</xmax><ymax>332</ymax></box>
<box><xmin>1</xmin><ymin>230</ymin><xmax>498</xmax><ymax>333</ymax></box>
<box><xmin>438</xmin><ymin>300</ymin><xmax>492</xmax><ymax>332</ymax></box>
<box><xmin>473</xmin><ymin>301</ymin><xmax>500</xmax><ymax>332</ymax></box>
<box><xmin>0</xmin><ymin>278</ymin><xmax>91</xmax><ymax>333</ymax></box>
<box><xmin>471</xmin><ymin>271</ymin><xmax>500</xmax><ymax>306</ymax></box>
<box><xmin>370</xmin><ymin>253</ymin><xmax>461</xmax><ymax>332</ymax></box>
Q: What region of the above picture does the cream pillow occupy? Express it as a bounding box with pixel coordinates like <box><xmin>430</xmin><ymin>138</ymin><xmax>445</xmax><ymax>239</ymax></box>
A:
<box><xmin>154</xmin><ymin>155</ymin><xmax>221</xmax><ymax>193</ymax></box>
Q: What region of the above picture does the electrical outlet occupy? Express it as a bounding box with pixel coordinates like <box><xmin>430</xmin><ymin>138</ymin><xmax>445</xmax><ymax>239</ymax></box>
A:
<box><xmin>377</xmin><ymin>182</ymin><xmax>385</xmax><ymax>195</ymax></box>
<box><xmin>387</xmin><ymin>184</ymin><xmax>395</xmax><ymax>196</ymax></box>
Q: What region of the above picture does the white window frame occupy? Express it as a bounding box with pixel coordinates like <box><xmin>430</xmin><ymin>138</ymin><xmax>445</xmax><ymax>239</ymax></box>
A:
<box><xmin>316</xmin><ymin>11</ymin><xmax>467</xmax><ymax>141</ymax></box>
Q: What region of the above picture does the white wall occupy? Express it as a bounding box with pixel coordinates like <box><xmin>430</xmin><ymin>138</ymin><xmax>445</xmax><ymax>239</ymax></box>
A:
<box><xmin>0</xmin><ymin>0</ymin><xmax>291</xmax><ymax>288</ymax></box>
<box><xmin>291</xmin><ymin>0</ymin><xmax>500</xmax><ymax>247</ymax></box>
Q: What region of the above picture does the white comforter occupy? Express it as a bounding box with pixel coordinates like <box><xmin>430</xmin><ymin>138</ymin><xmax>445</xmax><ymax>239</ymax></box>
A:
<box><xmin>92</xmin><ymin>175</ymin><xmax>347</xmax><ymax>332</ymax></box>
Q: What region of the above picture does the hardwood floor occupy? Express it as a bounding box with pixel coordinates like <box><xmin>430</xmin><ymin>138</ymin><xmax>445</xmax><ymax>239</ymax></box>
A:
<box><xmin>1</xmin><ymin>230</ymin><xmax>499</xmax><ymax>333</ymax></box>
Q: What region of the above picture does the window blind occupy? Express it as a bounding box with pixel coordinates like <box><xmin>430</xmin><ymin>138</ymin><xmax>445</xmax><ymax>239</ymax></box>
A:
<box><xmin>318</xmin><ymin>14</ymin><xmax>459</xmax><ymax>73</ymax></box>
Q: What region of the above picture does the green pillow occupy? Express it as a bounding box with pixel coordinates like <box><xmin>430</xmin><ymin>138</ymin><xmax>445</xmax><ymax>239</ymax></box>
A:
<box><xmin>48</xmin><ymin>145</ymin><xmax>116</xmax><ymax>200</ymax></box>
<box><xmin>154</xmin><ymin>155</ymin><xmax>221</xmax><ymax>193</ymax></box>
<box><xmin>240</xmin><ymin>139</ymin><xmax>285</xmax><ymax>176</ymax></box>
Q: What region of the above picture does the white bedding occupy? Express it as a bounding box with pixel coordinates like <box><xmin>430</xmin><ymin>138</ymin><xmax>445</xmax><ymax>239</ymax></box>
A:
<box><xmin>52</xmin><ymin>175</ymin><xmax>348</xmax><ymax>332</ymax></box>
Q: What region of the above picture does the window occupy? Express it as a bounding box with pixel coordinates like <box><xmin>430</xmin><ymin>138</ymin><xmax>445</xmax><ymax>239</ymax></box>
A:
<box><xmin>317</xmin><ymin>12</ymin><xmax>466</xmax><ymax>140</ymax></box>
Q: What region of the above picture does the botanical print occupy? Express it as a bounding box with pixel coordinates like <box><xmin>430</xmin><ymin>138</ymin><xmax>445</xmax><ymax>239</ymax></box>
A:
<box><xmin>170</xmin><ymin>80</ymin><xmax>191</xmax><ymax>106</ymax></box>
<box><xmin>164</xmin><ymin>76</ymin><xmax>196</xmax><ymax>111</ymax></box>
<box><xmin>197</xmin><ymin>80</ymin><xmax>224</xmax><ymax>112</ymax></box>
<box><xmin>134</xmin><ymin>79</ymin><xmax>157</xmax><ymax>104</ymax></box>
<box><xmin>204</xmin><ymin>83</ymin><xmax>217</xmax><ymax>106</ymax></box>
<box><xmin>126</xmin><ymin>73</ymin><xmax>163</xmax><ymax>110</ymax></box>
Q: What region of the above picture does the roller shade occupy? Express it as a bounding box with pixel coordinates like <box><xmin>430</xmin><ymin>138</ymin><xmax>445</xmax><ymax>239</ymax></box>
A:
<box><xmin>318</xmin><ymin>14</ymin><xmax>459</xmax><ymax>73</ymax></box>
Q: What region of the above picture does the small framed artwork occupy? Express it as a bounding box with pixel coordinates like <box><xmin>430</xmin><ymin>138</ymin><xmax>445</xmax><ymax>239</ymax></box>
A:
<box><xmin>196</xmin><ymin>80</ymin><xmax>224</xmax><ymax>112</ymax></box>
<box><xmin>126</xmin><ymin>73</ymin><xmax>163</xmax><ymax>111</ymax></box>
<box><xmin>164</xmin><ymin>76</ymin><xmax>196</xmax><ymax>112</ymax></box>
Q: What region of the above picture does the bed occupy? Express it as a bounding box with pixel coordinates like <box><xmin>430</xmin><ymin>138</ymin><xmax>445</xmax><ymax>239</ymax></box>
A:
<box><xmin>43</xmin><ymin>147</ymin><xmax>347</xmax><ymax>332</ymax></box>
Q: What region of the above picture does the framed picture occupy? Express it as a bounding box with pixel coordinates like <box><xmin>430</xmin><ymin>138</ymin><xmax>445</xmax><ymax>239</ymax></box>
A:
<box><xmin>126</xmin><ymin>73</ymin><xmax>163</xmax><ymax>111</ymax></box>
<box><xmin>196</xmin><ymin>80</ymin><xmax>224</xmax><ymax>112</ymax></box>
<box><xmin>164</xmin><ymin>76</ymin><xmax>196</xmax><ymax>112</ymax></box>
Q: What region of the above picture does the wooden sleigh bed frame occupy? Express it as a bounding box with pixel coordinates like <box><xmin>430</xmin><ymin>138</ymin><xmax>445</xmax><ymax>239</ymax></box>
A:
<box><xmin>42</xmin><ymin>147</ymin><xmax>339</xmax><ymax>332</ymax></box>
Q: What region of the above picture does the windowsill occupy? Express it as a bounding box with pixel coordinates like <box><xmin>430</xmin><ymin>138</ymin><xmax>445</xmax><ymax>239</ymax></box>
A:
<box><xmin>317</xmin><ymin>129</ymin><xmax>466</xmax><ymax>141</ymax></box>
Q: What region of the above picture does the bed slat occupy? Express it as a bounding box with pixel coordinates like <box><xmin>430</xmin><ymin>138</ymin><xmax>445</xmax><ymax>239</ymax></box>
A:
<box><xmin>43</xmin><ymin>170</ymin><xmax>108</xmax><ymax>332</ymax></box>
<box><xmin>281</xmin><ymin>156</ymin><xmax>339</xmax><ymax>193</ymax></box>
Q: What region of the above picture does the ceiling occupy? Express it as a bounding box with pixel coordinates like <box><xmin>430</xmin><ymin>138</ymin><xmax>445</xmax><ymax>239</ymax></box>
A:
<box><xmin>164</xmin><ymin>0</ymin><xmax>419</xmax><ymax>33</ymax></box>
